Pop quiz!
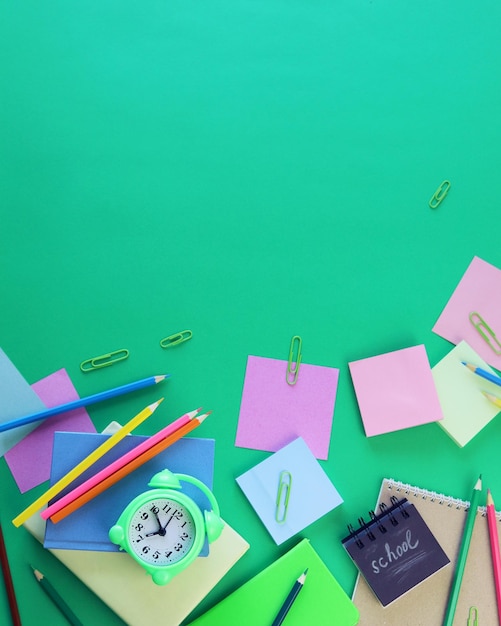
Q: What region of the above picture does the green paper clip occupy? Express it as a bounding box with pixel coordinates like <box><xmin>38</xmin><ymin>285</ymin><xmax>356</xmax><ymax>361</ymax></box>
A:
<box><xmin>160</xmin><ymin>329</ymin><xmax>193</xmax><ymax>348</ymax></box>
<box><xmin>275</xmin><ymin>470</ymin><xmax>292</xmax><ymax>523</ymax></box>
<box><xmin>80</xmin><ymin>349</ymin><xmax>129</xmax><ymax>372</ymax></box>
<box><xmin>286</xmin><ymin>335</ymin><xmax>302</xmax><ymax>385</ymax></box>
<box><xmin>467</xmin><ymin>606</ymin><xmax>478</xmax><ymax>625</ymax></box>
<box><xmin>429</xmin><ymin>180</ymin><xmax>451</xmax><ymax>208</ymax></box>
<box><xmin>470</xmin><ymin>312</ymin><xmax>501</xmax><ymax>355</ymax></box>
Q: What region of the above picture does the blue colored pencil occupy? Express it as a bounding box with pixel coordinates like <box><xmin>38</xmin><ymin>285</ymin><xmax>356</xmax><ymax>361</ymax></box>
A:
<box><xmin>462</xmin><ymin>362</ymin><xmax>501</xmax><ymax>387</ymax></box>
<box><xmin>0</xmin><ymin>374</ymin><xmax>170</xmax><ymax>433</ymax></box>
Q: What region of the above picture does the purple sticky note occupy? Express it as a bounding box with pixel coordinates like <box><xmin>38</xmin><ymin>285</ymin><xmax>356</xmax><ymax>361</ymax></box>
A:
<box><xmin>4</xmin><ymin>369</ymin><xmax>96</xmax><ymax>492</ymax></box>
<box><xmin>235</xmin><ymin>355</ymin><xmax>339</xmax><ymax>460</ymax></box>
<box><xmin>349</xmin><ymin>345</ymin><xmax>443</xmax><ymax>437</ymax></box>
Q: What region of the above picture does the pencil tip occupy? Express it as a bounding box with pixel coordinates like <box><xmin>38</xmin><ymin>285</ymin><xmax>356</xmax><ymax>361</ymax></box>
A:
<box><xmin>155</xmin><ymin>375</ymin><xmax>171</xmax><ymax>383</ymax></box>
<box><xmin>151</xmin><ymin>398</ymin><xmax>164</xmax><ymax>409</ymax></box>
<box><xmin>31</xmin><ymin>567</ymin><xmax>42</xmax><ymax>581</ymax></box>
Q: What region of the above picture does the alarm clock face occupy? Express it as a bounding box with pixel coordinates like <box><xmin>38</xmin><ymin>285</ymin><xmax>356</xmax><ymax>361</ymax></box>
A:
<box><xmin>127</xmin><ymin>498</ymin><xmax>197</xmax><ymax>566</ymax></box>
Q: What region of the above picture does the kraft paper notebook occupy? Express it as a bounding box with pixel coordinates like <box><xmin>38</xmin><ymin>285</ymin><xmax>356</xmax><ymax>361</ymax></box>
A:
<box><xmin>351</xmin><ymin>479</ymin><xmax>501</xmax><ymax>625</ymax></box>
<box><xmin>187</xmin><ymin>538</ymin><xmax>359</xmax><ymax>625</ymax></box>
<box><xmin>24</xmin><ymin>511</ymin><xmax>249</xmax><ymax>626</ymax></box>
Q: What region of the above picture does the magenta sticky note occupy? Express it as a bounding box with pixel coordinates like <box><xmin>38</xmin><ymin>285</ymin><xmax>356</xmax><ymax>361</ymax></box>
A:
<box><xmin>235</xmin><ymin>355</ymin><xmax>339</xmax><ymax>460</ymax></box>
<box><xmin>433</xmin><ymin>256</ymin><xmax>501</xmax><ymax>371</ymax></box>
<box><xmin>4</xmin><ymin>369</ymin><xmax>96</xmax><ymax>492</ymax></box>
<box><xmin>348</xmin><ymin>345</ymin><xmax>443</xmax><ymax>437</ymax></box>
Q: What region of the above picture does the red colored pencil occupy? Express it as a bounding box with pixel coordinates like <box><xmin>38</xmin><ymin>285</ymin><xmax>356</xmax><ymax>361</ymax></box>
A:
<box><xmin>0</xmin><ymin>520</ymin><xmax>21</xmax><ymax>626</ymax></box>
<box><xmin>487</xmin><ymin>489</ymin><xmax>501</xmax><ymax>625</ymax></box>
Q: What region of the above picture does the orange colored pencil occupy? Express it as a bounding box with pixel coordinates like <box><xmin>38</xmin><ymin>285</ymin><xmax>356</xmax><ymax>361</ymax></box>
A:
<box><xmin>49</xmin><ymin>412</ymin><xmax>209</xmax><ymax>524</ymax></box>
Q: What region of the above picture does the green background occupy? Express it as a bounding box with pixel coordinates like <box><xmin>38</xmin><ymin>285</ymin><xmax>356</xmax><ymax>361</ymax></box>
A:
<box><xmin>1</xmin><ymin>1</ymin><xmax>500</xmax><ymax>624</ymax></box>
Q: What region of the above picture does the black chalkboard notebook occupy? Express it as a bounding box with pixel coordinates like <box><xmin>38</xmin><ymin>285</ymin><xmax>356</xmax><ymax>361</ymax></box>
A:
<box><xmin>342</xmin><ymin>493</ymin><xmax>450</xmax><ymax>606</ymax></box>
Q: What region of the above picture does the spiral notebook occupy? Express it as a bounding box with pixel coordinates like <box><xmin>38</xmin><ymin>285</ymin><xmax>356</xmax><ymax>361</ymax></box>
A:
<box><xmin>351</xmin><ymin>478</ymin><xmax>501</xmax><ymax>624</ymax></box>
<box><xmin>342</xmin><ymin>492</ymin><xmax>450</xmax><ymax>606</ymax></box>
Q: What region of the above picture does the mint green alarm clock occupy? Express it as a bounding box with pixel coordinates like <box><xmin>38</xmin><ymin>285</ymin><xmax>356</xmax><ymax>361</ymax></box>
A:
<box><xmin>109</xmin><ymin>469</ymin><xmax>224</xmax><ymax>585</ymax></box>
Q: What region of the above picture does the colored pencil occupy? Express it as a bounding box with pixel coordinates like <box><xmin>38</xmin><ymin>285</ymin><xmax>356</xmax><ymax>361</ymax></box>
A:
<box><xmin>271</xmin><ymin>569</ymin><xmax>308</xmax><ymax>626</ymax></box>
<box><xmin>0</xmin><ymin>520</ymin><xmax>21</xmax><ymax>626</ymax></box>
<box><xmin>12</xmin><ymin>399</ymin><xmax>163</xmax><ymax>528</ymax></box>
<box><xmin>48</xmin><ymin>411</ymin><xmax>209</xmax><ymax>524</ymax></box>
<box><xmin>486</xmin><ymin>490</ymin><xmax>501</xmax><ymax>625</ymax></box>
<box><xmin>483</xmin><ymin>391</ymin><xmax>501</xmax><ymax>410</ymax></box>
<box><xmin>32</xmin><ymin>567</ymin><xmax>83</xmax><ymax>626</ymax></box>
<box><xmin>462</xmin><ymin>362</ymin><xmax>501</xmax><ymax>388</ymax></box>
<box><xmin>443</xmin><ymin>475</ymin><xmax>482</xmax><ymax>626</ymax></box>
<box><xmin>0</xmin><ymin>373</ymin><xmax>169</xmax><ymax>433</ymax></box>
<box><xmin>42</xmin><ymin>407</ymin><xmax>201</xmax><ymax>521</ymax></box>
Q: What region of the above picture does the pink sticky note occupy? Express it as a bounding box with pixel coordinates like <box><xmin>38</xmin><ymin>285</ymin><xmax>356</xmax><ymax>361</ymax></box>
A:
<box><xmin>349</xmin><ymin>345</ymin><xmax>443</xmax><ymax>437</ymax></box>
<box><xmin>433</xmin><ymin>256</ymin><xmax>501</xmax><ymax>371</ymax></box>
<box><xmin>235</xmin><ymin>355</ymin><xmax>339</xmax><ymax>460</ymax></box>
<box><xmin>4</xmin><ymin>369</ymin><xmax>96</xmax><ymax>492</ymax></box>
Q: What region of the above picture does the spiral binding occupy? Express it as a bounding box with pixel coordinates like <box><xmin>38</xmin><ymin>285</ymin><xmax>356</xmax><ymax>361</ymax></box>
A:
<box><xmin>385</xmin><ymin>478</ymin><xmax>501</xmax><ymax>522</ymax></box>
<box><xmin>345</xmin><ymin>496</ymin><xmax>412</xmax><ymax>549</ymax></box>
<box><xmin>344</xmin><ymin>478</ymin><xmax>501</xmax><ymax>550</ymax></box>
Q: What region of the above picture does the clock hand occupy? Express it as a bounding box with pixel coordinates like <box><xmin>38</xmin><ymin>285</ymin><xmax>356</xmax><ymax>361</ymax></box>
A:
<box><xmin>161</xmin><ymin>513</ymin><xmax>175</xmax><ymax>532</ymax></box>
<box><xmin>152</xmin><ymin>510</ymin><xmax>162</xmax><ymax>529</ymax></box>
<box><xmin>145</xmin><ymin>511</ymin><xmax>167</xmax><ymax>537</ymax></box>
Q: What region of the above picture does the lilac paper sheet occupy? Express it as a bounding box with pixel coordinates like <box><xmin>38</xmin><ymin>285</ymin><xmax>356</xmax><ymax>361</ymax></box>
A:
<box><xmin>235</xmin><ymin>355</ymin><xmax>339</xmax><ymax>460</ymax></box>
<box><xmin>5</xmin><ymin>368</ymin><xmax>96</xmax><ymax>492</ymax></box>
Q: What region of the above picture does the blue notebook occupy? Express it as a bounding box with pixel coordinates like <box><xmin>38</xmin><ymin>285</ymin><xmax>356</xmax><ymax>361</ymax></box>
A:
<box><xmin>44</xmin><ymin>432</ymin><xmax>215</xmax><ymax>553</ymax></box>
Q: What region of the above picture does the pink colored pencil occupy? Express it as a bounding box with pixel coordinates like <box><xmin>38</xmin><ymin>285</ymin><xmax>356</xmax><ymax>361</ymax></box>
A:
<box><xmin>41</xmin><ymin>408</ymin><xmax>201</xmax><ymax>521</ymax></box>
<box><xmin>487</xmin><ymin>489</ymin><xmax>501</xmax><ymax>626</ymax></box>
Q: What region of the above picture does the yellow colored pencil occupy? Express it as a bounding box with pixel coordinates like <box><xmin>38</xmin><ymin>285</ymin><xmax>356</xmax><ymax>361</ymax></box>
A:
<box><xmin>483</xmin><ymin>391</ymin><xmax>501</xmax><ymax>410</ymax></box>
<box><xmin>12</xmin><ymin>398</ymin><xmax>163</xmax><ymax>528</ymax></box>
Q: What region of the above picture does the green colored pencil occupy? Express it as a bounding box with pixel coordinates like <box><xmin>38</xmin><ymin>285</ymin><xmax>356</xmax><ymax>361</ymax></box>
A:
<box><xmin>32</xmin><ymin>567</ymin><xmax>84</xmax><ymax>626</ymax></box>
<box><xmin>442</xmin><ymin>475</ymin><xmax>482</xmax><ymax>626</ymax></box>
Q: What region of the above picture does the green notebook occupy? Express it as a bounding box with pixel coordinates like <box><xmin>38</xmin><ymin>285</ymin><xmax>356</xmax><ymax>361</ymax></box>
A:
<box><xmin>187</xmin><ymin>538</ymin><xmax>359</xmax><ymax>625</ymax></box>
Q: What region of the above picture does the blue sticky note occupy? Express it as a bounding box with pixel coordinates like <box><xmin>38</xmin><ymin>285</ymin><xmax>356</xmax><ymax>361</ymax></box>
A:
<box><xmin>0</xmin><ymin>347</ymin><xmax>47</xmax><ymax>457</ymax></box>
<box><xmin>44</xmin><ymin>433</ymin><xmax>215</xmax><ymax>554</ymax></box>
<box><xmin>236</xmin><ymin>437</ymin><xmax>343</xmax><ymax>545</ymax></box>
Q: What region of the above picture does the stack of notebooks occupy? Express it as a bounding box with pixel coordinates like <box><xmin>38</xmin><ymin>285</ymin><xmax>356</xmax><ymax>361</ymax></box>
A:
<box><xmin>24</xmin><ymin>511</ymin><xmax>249</xmax><ymax>626</ymax></box>
<box><xmin>23</xmin><ymin>430</ymin><xmax>250</xmax><ymax>626</ymax></box>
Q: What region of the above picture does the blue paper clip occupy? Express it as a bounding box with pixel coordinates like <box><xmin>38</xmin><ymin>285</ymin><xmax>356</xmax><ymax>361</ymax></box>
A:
<box><xmin>160</xmin><ymin>330</ymin><xmax>193</xmax><ymax>348</ymax></box>
<box><xmin>275</xmin><ymin>470</ymin><xmax>292</xmax><ymax>523</ymax></box>
<box><xmin>286</xmin><ymin>336</ymin><xmax>302</xmax><ymax>385</ymax></box>
<box><xmin>80</xmin><ymin>349</ymin><xmax>129</xmax><ymax>372</ymax></box>
<box><xmin>470</xmin><ymin>312</ymin><xmax>501</xmax><ymax>355</ymax></box>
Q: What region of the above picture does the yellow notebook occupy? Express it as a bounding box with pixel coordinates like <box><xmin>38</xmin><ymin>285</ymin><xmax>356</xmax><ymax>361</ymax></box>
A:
<box><xmin>24</xmin><ymin>511</ymin><xmax>249</xmax><ymax>626</ymax></box>
<box><xmin>352</xmin><ymin>478</ymin><xmax>501</xmax><ymax>625</ymax></box>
